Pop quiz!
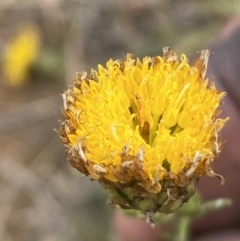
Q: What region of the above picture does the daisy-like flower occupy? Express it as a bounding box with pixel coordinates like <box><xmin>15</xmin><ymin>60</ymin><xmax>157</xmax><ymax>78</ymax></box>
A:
<box><xmin>3</xmin><ymin>24</ymin><xmax>40</xmax><ymax>87</ymax></box>
<box><xmin>59</xmin><ymin>47</ymin><xmax>228</xmax><ymax>217</ymax></box>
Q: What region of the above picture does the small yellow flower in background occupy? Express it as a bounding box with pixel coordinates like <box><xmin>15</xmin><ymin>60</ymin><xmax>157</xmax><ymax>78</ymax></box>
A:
<box><xmin>59</xmin><ymin>47</ymin><xmax>228</xmax><ymax>218</ymax></box>
<box><xmin>3</xmin><ymin>24</ymin><xmax>40</xmax><ymax>87</ymax></box>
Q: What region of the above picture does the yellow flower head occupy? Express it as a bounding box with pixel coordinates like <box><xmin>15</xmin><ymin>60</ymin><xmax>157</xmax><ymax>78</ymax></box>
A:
<box><xmin>3</xmin><ymin>24</ymin><xmax>40</xmax><ymax>87</ymax></box>
<box><xmin>59</xmin><ymin>47</ymin><xmax>228</xmax><ymax>214</ymax></box>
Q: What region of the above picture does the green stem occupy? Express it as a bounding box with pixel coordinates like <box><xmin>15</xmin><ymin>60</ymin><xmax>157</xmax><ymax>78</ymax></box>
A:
<box><xmin>172</xmin><ymin>216</ymin><xmax>191</xmax><ymax>241</ymax></box>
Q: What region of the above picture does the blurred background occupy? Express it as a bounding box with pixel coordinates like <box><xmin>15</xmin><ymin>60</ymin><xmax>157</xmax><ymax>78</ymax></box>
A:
<box><xmin>0</xmin><ymin>0</ymin><xmax>239</xmax><ymax>241</ymax></box>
